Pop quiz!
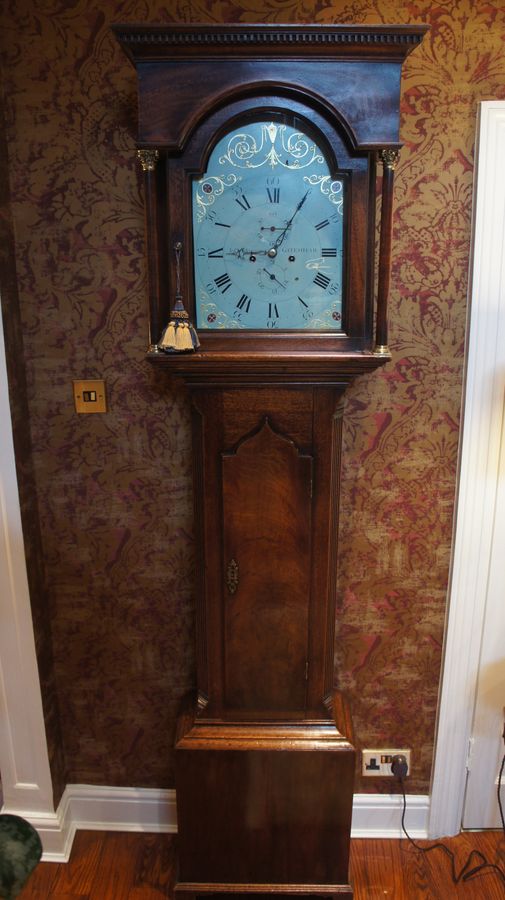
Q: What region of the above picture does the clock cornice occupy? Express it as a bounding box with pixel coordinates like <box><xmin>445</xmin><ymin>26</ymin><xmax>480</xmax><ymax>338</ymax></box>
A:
<box><xmin>112</xmin><ymin>22</ymin><xmax>429</xmax><ymax>62</ymax></box>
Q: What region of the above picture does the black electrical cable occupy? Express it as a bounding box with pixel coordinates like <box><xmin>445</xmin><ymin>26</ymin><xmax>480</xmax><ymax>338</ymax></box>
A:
<box><xmin>393</xmin><ymin>752</ymin><xmax>505</xmax><ymax>888</ymax></box>
<box><xmin>497</xmin><ymin>750</ymin><xmax>505</xmax><ymax>833</ymax></box>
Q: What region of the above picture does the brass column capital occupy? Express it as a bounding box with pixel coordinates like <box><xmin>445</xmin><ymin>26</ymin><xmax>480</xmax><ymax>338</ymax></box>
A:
<box><xmin>379</xmin><ymin>148</ymin><xmax>400</xmax><ymax>171</ymax></box>
<box><xmin>137</xmin><ymin>148</ymin><xmax>159</xmax><ymax>172</ymax></box>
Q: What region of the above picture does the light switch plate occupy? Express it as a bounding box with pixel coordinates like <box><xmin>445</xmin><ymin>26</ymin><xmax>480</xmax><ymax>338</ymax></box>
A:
<box><xmin>73</xmin><ymin>380</ymin><xmax>107</xmax><ymax>414</ymax></box>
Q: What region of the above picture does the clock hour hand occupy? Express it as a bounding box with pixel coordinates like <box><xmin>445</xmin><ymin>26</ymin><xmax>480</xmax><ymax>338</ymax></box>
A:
<box><xmin>225</xmin><ymin>248</ymin><xmax>268</xmax><ymax>260</ymax></box>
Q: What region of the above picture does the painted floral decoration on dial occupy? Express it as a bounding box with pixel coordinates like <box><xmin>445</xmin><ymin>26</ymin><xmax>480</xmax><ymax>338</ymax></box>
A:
<box><xmin>192</xmin><ymin>119</ymin><xmax>345</xmax><ymax>331</ymax></box>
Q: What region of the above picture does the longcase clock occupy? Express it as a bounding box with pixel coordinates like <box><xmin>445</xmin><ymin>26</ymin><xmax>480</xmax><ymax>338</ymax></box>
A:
<box><xmin>114</xmin><ymin>23</ymin><xmax>427</xmax><ymax>900</ymax></box>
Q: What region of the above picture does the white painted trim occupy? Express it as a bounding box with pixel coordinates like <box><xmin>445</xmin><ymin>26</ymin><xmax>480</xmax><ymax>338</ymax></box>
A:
<box><xmin>429</xmin><ymin>101</ymin><xmax>505</xmax><ymax>838</ymax></box>
<box><xmin>351</xmin><ymin>793</ymin><xmax>429</xmax><ymax>839</ymax></box>
<box><xmin>0</xmin><ymin>301</ymin><xmax>56</xmax><ymax>841</ymax></box>
<box><xmin>63</xmin><ymin>784</ymin><xmax>178</xmax><ymax>835</ymax></box>
<box><xmin>40</xmin><ymin>785</ymin><xmax>177</xmax><ymax>862</ymax></box>
<box><xmin>16</xmin><ymin>807</ymin><xmax>72</xmax><ymax>862</ymax></box>
<box><xmin>44</xmin><ymin>786</ymin><xmax>428</xmax><ymax>862</ymax></box>
<box><xmin>51</xmin><ymin>785</ymin><xmax>177</xmax><ymax>862</ymax></box>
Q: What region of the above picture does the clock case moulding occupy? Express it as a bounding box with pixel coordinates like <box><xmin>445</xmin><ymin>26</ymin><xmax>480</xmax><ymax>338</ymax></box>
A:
<box><xmin>114</xmin><ymin>23</ymin><xmax>428</xmax><ymax>900</ymax></box>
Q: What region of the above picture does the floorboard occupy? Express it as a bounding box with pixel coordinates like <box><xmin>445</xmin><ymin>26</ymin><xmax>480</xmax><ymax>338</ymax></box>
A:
<box><xmin>14</xmin><ymin>831</ymin><xmax>505</xmax><ymax>898</ymax></box>
<box><xmin>50</xmin><ymin>832</ymin><xmax>104</xmax><ymax>896</ymax></box>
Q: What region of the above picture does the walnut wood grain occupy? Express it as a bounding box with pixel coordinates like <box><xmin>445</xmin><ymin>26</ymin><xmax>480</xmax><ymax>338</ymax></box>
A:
<box><xmin>222</xmin><ymin>418</ymin><xmax>312</xmax><ymax>714</ymax></box>
<box><xmin>323</xmin><ymin>399</ymin><xmax>345</xmax><ymax>710</ymax></box>
<box><xmin>147</xmin><ymin>350</ymin><xmax>389</xmax><ymax>383</ymax></box>
<box><xmin>114</xmin><ymin>25</ymin><xmax>427</xmax><ymax>153</ymax></box>
<box><xmin>175</xmin><ymin>702</ymin><xmax>355</xmax><ymax>893</ymax></box>
<box><xmin>190</xmin><ymin>401</ymin><xmax>209</xmax><ymax>712</ymax></box>
<box><xmin>188</xmin><ymin>386</ymin><xmax>348</xmax><ymax>723</ymax></box>
<box><xmin>175</xmin><ymin>384</ymin><xmax>354</xmax><ymax>894</ymax></box>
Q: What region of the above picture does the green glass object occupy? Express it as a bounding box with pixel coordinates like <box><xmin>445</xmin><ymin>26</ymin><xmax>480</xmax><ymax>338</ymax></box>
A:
<box><xmin>0</xmin><ymin>815</ymin><xmax>42</xmax><ymax>899</ymax></box>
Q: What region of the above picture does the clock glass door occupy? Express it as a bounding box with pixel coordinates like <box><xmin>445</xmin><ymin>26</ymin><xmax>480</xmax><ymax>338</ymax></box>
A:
<box><xmin>192</xmin><ymin>115</ymin><xmax>346</xmax><ymax>332</ymax></box>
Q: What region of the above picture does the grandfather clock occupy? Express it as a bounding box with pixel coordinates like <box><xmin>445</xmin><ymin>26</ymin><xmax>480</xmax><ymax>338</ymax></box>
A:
<box><xmin>114</xmin><ymin>23</ymin><xmax>427</xmax><ymax>899</ymax></box>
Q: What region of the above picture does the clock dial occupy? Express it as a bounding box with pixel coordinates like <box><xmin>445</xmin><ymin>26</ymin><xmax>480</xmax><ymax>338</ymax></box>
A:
<box><xmin>192</xmin><ymin>119</ymin><xmax>345</xmax><ymax>331</ymax></box>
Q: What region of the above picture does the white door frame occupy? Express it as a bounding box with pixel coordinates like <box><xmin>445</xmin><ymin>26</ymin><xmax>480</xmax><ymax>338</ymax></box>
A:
<box><xmin>429</xmin><ymin>101</ymin><xmax>505</xmax><ymax>838</ymax></box>
<box><xmin>0</xmin><ymin>300</ymin><xmax>63</xmax><ymax>853</ymax></box>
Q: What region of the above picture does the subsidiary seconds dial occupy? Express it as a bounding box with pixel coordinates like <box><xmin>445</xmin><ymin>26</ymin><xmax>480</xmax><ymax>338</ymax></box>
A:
<box><xmin>192</xmin><ymin>118</ymin><xmax>345</xmax><ymax>331</ymax></box>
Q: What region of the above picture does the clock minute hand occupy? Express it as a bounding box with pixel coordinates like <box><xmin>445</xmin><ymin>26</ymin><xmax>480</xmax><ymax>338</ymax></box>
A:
<box><xmin>272</xmin><ymin>189</ymin><xmax>310</xmax><ymax>251</ymax></box>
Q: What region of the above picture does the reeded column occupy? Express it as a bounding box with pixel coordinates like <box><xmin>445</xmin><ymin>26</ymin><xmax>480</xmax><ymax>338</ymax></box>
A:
<box><xmin>375</xmin><ymin>148</ymin><xmax>400</xmax><ymax>356</ymax></box>
<box><xmin>137</xmin><ymin>148</ymin><xmax>161</xmax><ymax>351</ymax></box>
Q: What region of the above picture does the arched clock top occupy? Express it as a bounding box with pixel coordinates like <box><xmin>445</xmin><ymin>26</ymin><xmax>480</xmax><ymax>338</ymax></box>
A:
<box><xmin>120</xmin><ymin>62</ymin><xmax>406</xmax><ymax>153</ymax></box>
<box><xmin>135</xmin><ymin>80</ymin><xmax>365</xmax><ymax>158</ymax></box>
<box><xmin>182</xmin><ymin>97</ymin><xmax>351</xmax><ymax>183</ymax></box>
<box><xmin>113</xmin><ymin>23</ymin><xmax>428</xmax><ymax>152</ymax></box>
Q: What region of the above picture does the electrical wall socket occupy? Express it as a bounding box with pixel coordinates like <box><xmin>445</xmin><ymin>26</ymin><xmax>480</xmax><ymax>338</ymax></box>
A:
<box><xmin>362</xmin><ymin>748</ymin><xmax>411</xmax><ymax>777</ymax></box>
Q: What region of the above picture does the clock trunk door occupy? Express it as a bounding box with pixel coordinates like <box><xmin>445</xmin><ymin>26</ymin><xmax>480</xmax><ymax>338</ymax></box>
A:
<box><xmin>222</xmin><ymin>419</ymin><xmax>313</xmax><ymax>716</ymax></box>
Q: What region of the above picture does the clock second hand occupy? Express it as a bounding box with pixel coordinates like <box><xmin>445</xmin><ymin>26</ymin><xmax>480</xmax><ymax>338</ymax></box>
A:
<box><xmin>262</xmin><ymin>268</ymin><xmax>287</xmax><ymax>289</ymax></box>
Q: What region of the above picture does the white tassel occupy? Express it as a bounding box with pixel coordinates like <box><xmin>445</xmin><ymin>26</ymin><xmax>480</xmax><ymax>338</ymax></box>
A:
<box><xmin>158</xmin><ymin>318</ymin><xmax>200</xmax><ymax>353</ymax></box>
<box><xmin>158</xmin><ymin>322</ymin><xmax>177</xmax><ymax>349</ymax></box>
<box><xmin>157</xmin><ymin>241</ymin><xmax>200</xmax><ymax>353</ymax></box>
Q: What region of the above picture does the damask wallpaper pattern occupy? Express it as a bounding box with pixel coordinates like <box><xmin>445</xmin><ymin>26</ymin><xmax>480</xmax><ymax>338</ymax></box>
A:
<box><xmin>1</xmin><ymin>0</ymin><xmax>505</xmax><ymax>801</ymax></box>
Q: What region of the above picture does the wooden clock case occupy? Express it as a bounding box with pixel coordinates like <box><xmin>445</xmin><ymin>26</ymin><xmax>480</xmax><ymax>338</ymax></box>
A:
<box><xmin>114</xmin><ymin>23</ymin><xmax>427</xmax><ymax>900</ymax></box>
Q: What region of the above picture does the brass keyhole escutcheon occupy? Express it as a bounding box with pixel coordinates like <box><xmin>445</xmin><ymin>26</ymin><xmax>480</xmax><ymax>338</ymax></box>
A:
<box><xmin>226</xmin><ymin>559</ymin><xmax>239</xmax><ymax>595</ymax></box>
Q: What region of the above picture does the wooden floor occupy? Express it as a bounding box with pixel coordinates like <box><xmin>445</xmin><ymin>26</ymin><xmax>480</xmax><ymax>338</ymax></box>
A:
<box><xmin>16</xmin><ymin>830</ymin><xmax>505</xmax><ymax>899</ymax></box>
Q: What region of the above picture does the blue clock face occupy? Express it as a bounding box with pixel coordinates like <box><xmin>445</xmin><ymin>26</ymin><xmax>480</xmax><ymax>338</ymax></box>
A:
<box><xmin>192</xmin><ymin>118</ymin><xmax>345</xmax><ymax>331</ymax></box>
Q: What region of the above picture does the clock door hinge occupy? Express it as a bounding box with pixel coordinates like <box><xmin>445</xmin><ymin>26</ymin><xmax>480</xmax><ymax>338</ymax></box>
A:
<box><xmin>305</xmin><ymin>661</ymin><xmax>309</xmax><ymax>681</ymax></box>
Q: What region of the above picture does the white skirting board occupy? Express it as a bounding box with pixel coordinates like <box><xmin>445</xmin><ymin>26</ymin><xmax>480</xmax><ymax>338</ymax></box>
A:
<box><xmin>351</xmin><ymin>792</ymin><xmax>429</xmax><ymax>839</ymax></box>
<box><xmin>3</xmin><ymin>786</ymin><xmax>429</xmax><ymax>862</ymax></box>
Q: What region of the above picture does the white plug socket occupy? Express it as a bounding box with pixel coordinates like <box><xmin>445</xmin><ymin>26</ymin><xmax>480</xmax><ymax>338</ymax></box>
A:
<box><xmin>362</xmin><ymin>748</ymin><xmax>411</xmax><ymax>777</ymax></box>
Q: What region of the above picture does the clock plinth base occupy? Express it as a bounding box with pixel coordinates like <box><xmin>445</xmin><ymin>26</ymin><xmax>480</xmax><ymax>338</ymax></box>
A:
<box><xmin>174</xmin><ymin>699</ymin><xmax>355</xmax><ymax>899</ymax></box>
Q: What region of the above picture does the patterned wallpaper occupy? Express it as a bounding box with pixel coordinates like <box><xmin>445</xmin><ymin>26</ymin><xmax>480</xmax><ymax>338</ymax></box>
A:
<box><xmin>1</xmin><ymin>0</ymin><xmax>505</xmax><ymax>801</ymax></box>
<box><xmin>0</xmin><ymin>78</ymin><xmax>67</xmax><ymax>803</ymax></box>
